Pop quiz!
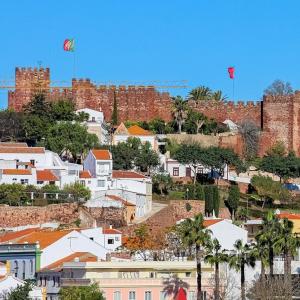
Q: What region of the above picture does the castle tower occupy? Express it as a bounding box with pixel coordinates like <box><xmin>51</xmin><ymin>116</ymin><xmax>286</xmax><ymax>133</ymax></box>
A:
<box><xmin>8</xmin><ymin>67</ymin><xmax>50</xmax><ymax>111</ymax></box>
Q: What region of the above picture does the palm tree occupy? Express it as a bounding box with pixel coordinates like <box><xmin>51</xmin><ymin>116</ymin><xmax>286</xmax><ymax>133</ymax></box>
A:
<box><xmin>256</xmin><ymin>211</ymin><xmax>280</xmax><ymax>276</ymax></box>
<box><xmin>251</xmin><ymin>238</ymin><xmax>268</xmax><ymax>283</ymax></box>
<box><xmin>171</xmin><ymin>96</ymin><xmax>188</xmax><ymax>134</ymax></box>
<box><xmin>274</xmin><ymin>218</ymin><xmax>300</xmax><ymax>284</ymax></box>
<box><xmin>177</xmin><ymin>214</ymin><xmax>211</xmax><ymax>300</ymax></box>
<box><xmin>204</xmin><ymin>239</ymin><xmax>228</xmax><ymax>300</ymax></box>
<box><xmin>211</xmin><ymin>90</ymin><xmax>227</xmax><ymax>101</ymax></box>
<box><xmin>229</xmin><ymin>240</ymin><xmax>255</xmax><ymax>300</ymax></box>
<box><xmin>188</xmin><ymin>86</ymin><xmax>212</xmax><ymax>102</ymax></box>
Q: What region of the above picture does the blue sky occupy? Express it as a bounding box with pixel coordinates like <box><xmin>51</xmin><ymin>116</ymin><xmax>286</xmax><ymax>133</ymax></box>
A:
<box><xmin>1</xmin><ymin>0</ymin><xmax>300</xmax><ymax>108</ymax></box>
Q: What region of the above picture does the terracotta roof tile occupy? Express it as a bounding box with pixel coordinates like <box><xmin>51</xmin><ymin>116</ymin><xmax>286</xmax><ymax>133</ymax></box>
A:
<box><xmin>79</xmin><ymin>170</ymin><xmax>92</xmax><ymax>179</ymax></box>
<box><xmin>91</xmin><ymin>149</ymin><xmax>111</xmax><ymax>160</ymax></box>
<box><xmin>203</xmin><ymin>219</ymin><xmax>223</xmax><ymax>227</ymax></box>
<box><xmin>0</xmin><ymin>147</ymin><xmax>44</xmax><ymax>154</ymax></box>
<box><xmin>114</xmin><ymin>123</ymin><xmax>129</xmax><ymax>135</ymax></box>
<box><xmin>41</xmin><ymin>252</ymin><xmax>97</xmax><ymax>271</ymax></box>
<box><xmin>103</xmin><ymin>228</ymin><xmax>122</xmax><ymax>234</ymax></box>
<box><xmin>112</xmin><ymin>170</ymin><xmax>146</xmax><ymax>179</ymax></box>
<box><xmin>36</xmin><ymin>170</ymin><xmax>59</xmax><ymax>181</ymax></box>
<box><xmin>2</xmin><ymin>169</ymin><xmax>31</xmax><ymax>175</ymax></box>
<box><xmin>18</xmin><ymin>230</ymin><xmax>72</xmax><ymax>249</ymax></box>
<box><xmin>0</xmin><ymin>143</ymin><xmax>28</xmax><ymax>147</ymax></box>
<box><xmin>0</xmin><ymin>228</ymin><xmax>39</xmax><ymax>243</ymax></box>
<box><xmin>127</xmin><ymin>125</ymin><xmax>153</xmax><ymax>136</ymax></box>
<box><xmin>277</xmin><ymin>213</ymin><xmax>300</xmax><ymax>220</ymax></box>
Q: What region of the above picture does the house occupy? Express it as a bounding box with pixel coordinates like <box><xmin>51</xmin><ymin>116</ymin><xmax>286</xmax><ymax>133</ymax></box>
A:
<box><xmin>60</xmin><ymin>260</ymin><xmax>213</xmax><ymax>300</ymax></box>
<box><xmin>0</xmin><ymin>261</ymin><xmax>44</xmax><ymax>299</ymax></box>
<box><xmin>76</xmin><ymin>108</ymin><xmax>109</xmax><ymax>145</ymax></box>
<box><xmin>113</xmin><ymin>123</ymin><xmax>158</xmax><ymax>150</ymax></box>
<box><xmin>0</xmin><ymin>226</ymin><xmax>122</xmax><ymax>269</ymax></box>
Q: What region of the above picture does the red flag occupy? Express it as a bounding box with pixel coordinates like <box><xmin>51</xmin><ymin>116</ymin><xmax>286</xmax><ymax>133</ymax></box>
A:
<box><xmin>176</xmin><ymin>288</ymin><xmax>187</xmax><ymax>300</ymax></box>
<box><xmin>228</xmin><ymin>67</ymin><xmax>235</xmax><ymax>79</ymax></box>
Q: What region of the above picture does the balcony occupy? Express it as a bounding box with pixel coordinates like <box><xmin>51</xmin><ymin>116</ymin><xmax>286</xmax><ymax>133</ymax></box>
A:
<box><xmin>61</xmin><ymin>278</ymin><xmax>91</xmax><ymax>287</ymax></box>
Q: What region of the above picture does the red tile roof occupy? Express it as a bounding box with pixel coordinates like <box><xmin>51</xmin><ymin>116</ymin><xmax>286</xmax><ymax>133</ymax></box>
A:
<box><xmin>127</xmin><ymin>125</ymin><xmax>153</xmax><ymax>136</ymax></box>
<box><xmin>277</xmin><ymin>213</ymin><xmax>300</xmax><ymax>220</ymax></box>
<box><xmin>106</xmin><ymin>194</ymin><xmax>136</xmax><ymax>206</ymax></box>
<box><xmin>41</xmin><ymin>252</ymin><xmax>97</xmax><ymax>271</ymax></box>
<box><xmin>0</xmin><ymin>147</ymin><xmax>44</xmax><ymax>153</ymax></box>
<box><xmin>92</xmin><ymin>149</ymin><xmax>111</xmax><ymax>160</ymax></box>
<box><xmin>0</xmin><ymin>143</ymin><xmax>28</xmax><ymax>147</ymax></box>
<box><xmin>2</xmin><ymin>169</ymin><xmax>31</xmax><ymax>175</ymax></box>
<box><xmin>203</xmin><ymin>219</ymin><xmax>223</xmax><ymax>227</ymax></box>
<box><xmin>0</xmin><ymin>228</ymin><xmax>39</xmax><ymax>243</ymax></box>
<box><xmin>79</xmin><ymin>170</ymin><xmax>92</xmax><ymax>179</ymax></box>
<box><xmin>36</xmin><ymin>170</ymin><xmax>59</xmax><ymax>181</ymax></box>
<box><xmin>112</xmin><ymin>170</ymin><xmax>146</xmax><ymax>179</ymax></box>
<box><xmin>103</xmin><ymin>228</ymin><xmax>122</xmax><ymax>234</ymax></box>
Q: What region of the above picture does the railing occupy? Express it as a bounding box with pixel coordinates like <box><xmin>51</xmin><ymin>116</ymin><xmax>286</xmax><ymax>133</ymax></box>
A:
<box><xmin>60</xmin><ymin>278</ymin><xmax>91</xmax><ymax>286</ymax></box>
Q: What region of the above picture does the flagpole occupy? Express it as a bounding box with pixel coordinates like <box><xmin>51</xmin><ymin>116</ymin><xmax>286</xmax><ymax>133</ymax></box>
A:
<box><xmin>73</xmin><ymin>51</ymin><xmax>76</xmax><ymax>79</ymax></box>
<box><xmin>232</xmin><ymin>78</ymin><xmax>235</xmax><ymax>102</ymax></box>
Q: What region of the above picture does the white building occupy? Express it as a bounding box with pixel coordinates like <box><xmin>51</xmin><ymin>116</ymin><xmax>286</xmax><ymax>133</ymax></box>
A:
<box><xmin>113</xmin><ymin>123</ymin><xmax>158</xmax><ymax>150</ymax></box>
<box><xmin>76</xmin><ymin>108</ymin><xmax>109</xmax><ymax>144</ymax></box>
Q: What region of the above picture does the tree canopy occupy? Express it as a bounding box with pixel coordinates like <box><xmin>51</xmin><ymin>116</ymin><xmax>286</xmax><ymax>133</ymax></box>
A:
<box><xmin>264</xmin><ymin>80</ymin><xmax>293</xmax><ymax>96</ymax></box>
<box><xmin>59</xmin><ymin>283</ymin><xmax>105</xmax><ymax>300</ymax></box>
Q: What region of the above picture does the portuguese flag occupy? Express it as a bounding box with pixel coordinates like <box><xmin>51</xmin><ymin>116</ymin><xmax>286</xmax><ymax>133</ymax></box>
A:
<box><xmin>63</xmin><ymin>39</ymin><xmax>75</xmax><ymax>51</ymax></box>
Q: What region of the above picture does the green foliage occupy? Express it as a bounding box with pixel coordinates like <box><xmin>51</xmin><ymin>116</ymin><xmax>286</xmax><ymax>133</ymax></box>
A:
<box><xmin>134</xmin><ymin>142</ymin><xmax>159</xmax><ymax>173</ymax></box>
<box><xmin>45</xmin><ymin>122</ymin><xmax>99</xmax><ymax>162</ymax></box>
<box><xmin>50</xmin><ymin>99</ymin><xmax>76</xmax><ymax>121</ymax></box>
<box><xmin>2</xmin><ymin>281</ymin><xmax>32</xmax><ymax>300</ymax></box>
<box><xmin>188</xmin><ymin>86</ymin><xmax>212</xmax><ymax>101</ymax></box>
<box><xmin>251</xmin><ymin>175</ymin><xmax>291</xmax><ymax>205</ymax></box>
<box><xmin>59</xmin><ymin>283</ymin><xmax>105</xmax><ymax>300</ymax></box>
<box><xmin>226</xmin><ymin>185</ymin><xmax>240</xmax><ymax>219</ymax></box>
<box><xmin>23</xmin><ymin>93</ymin><xmax>52</xmax><ymax>117</ymax></box>
<box><xmin>204</xmin><ymin>185</ymin><xmax>220</xmax><ymax>217</ymax></box>
<box><xmin>171</xmin><ymin>96</ymin><xmax>188</xmax><ymax>133</ymax></box>
<box><xmin>185</xmin><ymin>202</ymin><xmax>192</xmax><ymax>212</ymax></box>
<box><xmin>148</xmin><ymin>118</ymin><xmax>166</xmax><ymax>134</ymax></box>
<box><xmin>184</xmin><ymin>110</ymin><xmax>207</xmax><ymax>134</ymax></box>
<box><xmin>267</xmin><ymin>141</ymin><xmax>286</xmax><ymax>157</ymax></box>
<box><xmin>111</xmin><ymin>91</ymin><xmax>118</xmax><ymax>125</ymax></box>
<box><xmin>0</xmin><ymin>109</ymin><xmax>25</xmax><ymax>142</ymax></box>
<box><xmin>63</xmin><ymin>182</ymin><xmax>91</xmax><ymax>200</ymax></box>
<box><xmin>152</xmin><ymin>173</ymin><xmax>173</xmax><ymax>195</ymax></box>
<box><xmin>185</xmin><ymin>184</ymin><xmax>205</xmax><ymax>200</ymax></box>
<box><xmin>0</xmin><ymin>183</ymin><xmax>26</xmax><ymax>205</ymax></box>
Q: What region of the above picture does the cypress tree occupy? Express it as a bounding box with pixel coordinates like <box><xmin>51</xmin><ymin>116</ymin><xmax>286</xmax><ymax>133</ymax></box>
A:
<box><xmin>227</xmin><ymin>185</ymin><xmax>240</xmax><ymax>220</ymax></box>
<box><xmin>111</xmin><ymin>90</ymin><xmax>118</xmax><ymax>125</ymax></box>
<box><xmin>204</xmin><ymin>185</ymin><xmax>214</xmax><ymax>216</ymax></box>
<box><xmin>195</xmin><ymin>184</ymin><xmax>205</xmax><ymax>200</ymax></box>
<box><xmin>212</xmin><ymin>186</ymin><xmax>220</xmax><ymax>217</ymax></box>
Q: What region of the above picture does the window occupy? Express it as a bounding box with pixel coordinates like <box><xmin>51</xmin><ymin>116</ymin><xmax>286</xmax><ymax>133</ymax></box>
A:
<box><xmin>129</xmin><ymin>291</ymin><xmax>136</xmax><ymax>300</ymax></box>
<box><xmin>21</xmin><ymin>179</ymin><xmax>29</xmax><ymax>185</ymax></box>
<box><xmin>108</xmin><ymin>238</ymin><xmax>114</xmax><ymax>244</ymax></box>
<box><xmin>49</xmin><ymin>181</ymin><xmax>55</xmax><ymax>185</ymax></box>
<box><xmin>149</xmin><ymin>272</ymin><xmax>155</xmax><ymax>278</ymax></box>
<box><xmin>14</xmin><ymin>260</ymin><xmax>18</xmax><ymax>277</ymax></box>
<box><xmin>197</xmin><ymin>167</ymin><xmax>203</xmax><ymax>174</ymax></box>
<box><xmin>173</xmin><ymin>167</ymin><xmax>179</xmax><ymax>176</ymax></box>
<box><xmin>30</xmin><ymin>260</ymin><xmax>34</xmax><ymax>274</ymax></box>
<box><xmin>97</xmin><ymin>180</ymin><xmax>105</xmax><ymax>187</ymax></box>
<box><xmin>88</xmin><ymin>180</ymin><xmax>91</xmax><ymax>184</ymax></box>
<box><xmin>80</xmin><ymin>180</ymin><xmax>85</xmax><ymax>186</ymax></box>
<box><xmin>92</xmin><ymin>117</ymin><xmax>96</xmax><ymax>122</ymax></box>
<box><xmin>113</xmin><ymin>291</ymin><xmax>121</xmax><ymax>300</ymax></box>
<box><xmin>37</xmin><ymin>181</ymin><xmax>43</xmax><ymax>184</ymax></box>
<box><xmin>115</xmin><ymin>236</ymin><xmax>120</xmax><ymax>241</ymax></box>
<box><xmin>186</xmin><ymin>272</ymin><xmax>191</xmax><ymax>277</ymax></box>
<box><xmin>90</xmin><ymin>237</ymin><xmax>94</xmax><ymax>241</ymax></box>
<box><xmin>30</xmin><ymin>160</ymin><xmax>35</xmax><ymax>166</ymax></box>
<box><xmin>145</xmin><ymin>291</ymin><xmax>152</xmax><ymax>300</ymax></box>
<box><xmin>160</xmin><ymin>291</ymin><xmax>166</xmax><ymax>300</ymax></box>
<box><xmin>188</xmin><ymin>291</ymin><xmax>196</xmax><ymax>300</ymax></box>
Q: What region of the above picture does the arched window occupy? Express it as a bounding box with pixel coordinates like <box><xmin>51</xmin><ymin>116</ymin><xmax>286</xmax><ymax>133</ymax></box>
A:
<box><xmin>14</xmin><ymin>261</ymin><xmax>18</xmax><ymax>277</ymax></box>
<box><xmin>22</xmin><ymin>260</ymin><xmax>26</xmax><ymax>279</ymax></box>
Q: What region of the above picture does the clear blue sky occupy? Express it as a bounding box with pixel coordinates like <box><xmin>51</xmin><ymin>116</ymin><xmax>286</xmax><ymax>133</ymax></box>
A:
<box><xmin>1</xmin><ymin>0</ymin><xmax>300</xmax><ymax>109</ymax></box>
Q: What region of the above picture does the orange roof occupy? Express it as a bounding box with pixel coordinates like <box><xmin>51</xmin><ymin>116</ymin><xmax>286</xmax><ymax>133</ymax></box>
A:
<box><xmin>0</xmin><ymin>228</ymin><xmax>39</xmax><ymax>243</ymax></box>
<box><xmin>79</xmin><ymin>170</ymin><xmax>92</xmax><ymax>179</ymax></box>
<box><xmin>2</xmin><ymin>169</ymin><xmax>31</xmax><ymax>175</ymax></box>
<box><xmin>91</xmin><ymin>149</ymin><xmax>111</xmax><ymax>160</ymax></box>
<box><xmin>127</xmin><ymin>125</ymin><xmax>153</xmax><ymax>136</ymax></box>
<box><xmin>41</xmin><ymin>252</ymin><xmax>97</xmax><ymax>271</ymax></box>
<box><xmin>103</xmin><ymin>228</ymin><xmax>122</xmax><ymax>234</ymax></box>
<box><xmin>0</xmin><ymin>147</ymin><xmax>44</xmax><ymax>153</ymax></box>
<box><xmin>112</xmin><ymin>170</ymin><xmax>146</xmax><ymax>179</ymax></box>
<box><xmin>106</xmin><ymin>194</ymin><xmax>136</xmax><ymax>206</ymax></box>
<box><xmin>18</xmin><ymin>230</ymin><xmax>72</xmax><ymax>249</ymax></box>
<box><xmin>36</xmin><ymin>170</ymin><xmax>59</xmax><ymax>181</ymax></box>
<box><xmin>277</xmin><ymin>213</ymin><xmax>300</xmax><ymax>220</ymax></box>
<box><xmin>16</xmin><ymin>162</ymin><xmax>34</xmax><ymax>167</ymax></box>
<box><xmin>0</xmin><ymin>143</ymin><xmax>28</xmax><ymax>147</ymax></box>
<box><xmin>203</xmin><ymin>219</ymin><xmax>223</xmax><ymax>227</ymax></box>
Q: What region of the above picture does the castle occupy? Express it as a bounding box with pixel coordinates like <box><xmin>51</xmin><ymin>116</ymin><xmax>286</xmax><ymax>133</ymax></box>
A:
<box><xmin>7</xmin><ymin>67</ymin><xmax>300</xmax><ymax>156</ymax></box>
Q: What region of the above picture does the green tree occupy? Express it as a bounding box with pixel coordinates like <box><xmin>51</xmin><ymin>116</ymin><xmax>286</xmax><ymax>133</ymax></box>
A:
<box><xmin>212</xmin><ymin>186</ymin><xmax>220</xmax><ymax>217</ymax></box>
<box><xmin>0</xmin><ymin>183</ymin><xmax>26</xmax><ymax>206</ymax></box>
<box><xmin>152</xmin><ymin>173</ymin><xmax>172</xmax><ymax>195</ymax></box>
<box><xmin>184</xmin><ymin>110</ymin><xmax>207</xmax><ymax>134</ymax></box>
<box><xmin>177</xmin><ymin>214</ymin><xmax>211</xmax><ymax>300</ymax></box>
<box><xmin>205</xmin><ymin>239</ymin><xmax>228</xmax><ymax>300</ymax></box>
<box><xmin>59</xmin><ymin>283</ymin><xmax>105</xmax><ymax>300</ymax></box>
<box><xmin>211</xmin><ymin>90</ymin><xmax>227</xmax><ymax>101</ymax></box>
<box><xmin>148</xmin><ymin>118</ymin><xmax>166</xmax><ymax>134</ymax></box>
<box><xmin>23</xmin><ymin>93</ymin><xmax>52</xmax><ymax>117</ymax></box>
<box><xmin>188</xmin><ymin>86</ymin><xmax>212</xmax><ymax>101</ymax></box>
<box><xmin>23</xmin><ymin>114</ymin><xmax>50</xmax><ymax>144</ymax></box>
<box><xmin>227</xmin><ymin>185</ymin><xmax>240</xmax><ymax>220</ymax></box>
<box><xmin>229</xmin><ymin>240</ymin><xmax>255</xmax><ymax>300</ymax></box>
<box><xmin>174</xmin><ymin>143</ymin><xmax>204</xmax><ymax>184</ymax></box>
<box><xmin>50</xmin><ymin>99</ymin><xmax>76</xmax><ymax>121</ymax></box>
<box><xmin>64</xmin><ymin>182</ymin><xmax>91</xmax><ymax>200</ymax></box>
<box><xmin>111</xmin><ymin>90</ymin><xmax>118</xmax><ymax>125</ymax></box>
<box><xmin>204</xmin><ymin>186</ymin><xmax>219</xmax><ymax>217</ymax></box>
<box><xmin>45</xmin><ymin>122</ymin><xmax>99</xmax><ymax>162</ymax></box>
<box><xmin>0</xmin><ymin>109</ymin><xmax>25</xmax><ymax>142</ymax></box>
<box><xmin>135</xmin><ymin>141</ymin><xmax>159</xmax><ymax>174</ymax></box>
<box><xmin>2</xmin><ymin>281</ymin><xmax>32</xmax><ymax>300</ymax></box>
<box><xmin>171</xmin><ymin>96</ymin><xmax>188</xmax><ymax>133</ymax></box>
<box><xmin>75</xmin><ymin>111</ymin><xmax>90</xmax><ymax>122</ymax></box>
